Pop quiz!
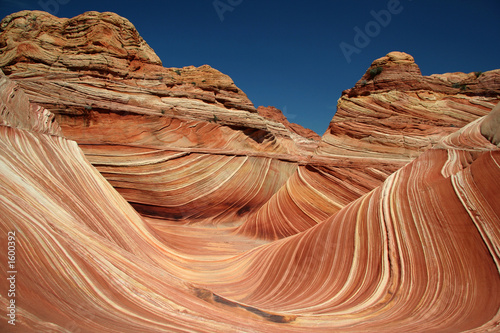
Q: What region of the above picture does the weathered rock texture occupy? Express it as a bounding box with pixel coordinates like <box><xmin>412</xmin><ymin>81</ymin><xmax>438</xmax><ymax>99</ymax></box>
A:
<box><xmin>220</xmin><ymin>118</ymin><xmax>500</xmax><ymax>332</ymax></box>
<box><xmin>1</xmin><ymin>10</ymin><xmax>500</xmax><ymax>333</ymax></box>
<box><xmin>0</xmin><ymin>70</ymin><xmax>290</xmax><ymax>332</ymax></box>
<box><xmin>237</xmin><ymin>52</ymin><xmax>500</xmax><ymax>239</ymax></box>
<box><xmin>0</xmin><ymin>10</ymin><xmax>318</xmax><ymax>224</ymax></box>
<box><xmin>257</xmin><ymin>106</ymin><xmax>321</xmax><ymax>141</ymax></box>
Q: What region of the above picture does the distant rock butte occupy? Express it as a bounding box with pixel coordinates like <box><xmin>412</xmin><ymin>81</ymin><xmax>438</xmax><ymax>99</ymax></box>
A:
<box><xmin>1</xmin><ymin>11</ymin><xmax>500</xmax><ymax>332</ymax></box>
<box><xmin>345</xmin><ymin>51</ymin><xmax>500</xmax><ymax>97</ymax></box>
<box><xmin>257</xmin><ymin>106</ymin><xmax>321</xmax><ymax>141</ymax></box>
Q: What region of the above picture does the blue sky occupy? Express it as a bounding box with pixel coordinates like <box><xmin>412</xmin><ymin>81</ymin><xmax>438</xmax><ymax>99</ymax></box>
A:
<box><xmin>1</xmin><ymin>0</ymin><xmax>499</xmax><ymax>135</ymax></box>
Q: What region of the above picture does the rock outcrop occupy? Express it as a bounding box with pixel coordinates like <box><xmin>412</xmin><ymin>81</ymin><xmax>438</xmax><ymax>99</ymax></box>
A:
<box><xmin>481</xmin><ymin>102</ymin><xmax>500</xmax><ymax>147</ymax></box>
<box><xmin>236</xmin><ymin>51</ymin><xmax>500</xmax><ymax>239</ymax></box>
<box><xmin>0</xmin><ymin>10</ymin><xmax>319</xmax><ymax>224</ymax></box>
<box><xmin>219</xmin><ymin>117</ymin><xmax>500</xmax><ymax>332</ymax></box>
<box><xmin>257</xmin><ymin>106</ymin><xmax>321</xmax><ymax>141</ymax></box>
<box><xmin>0</xmin><ymin>70</ymin><xmax>290</xmax><ymax>332</ymax></box>
<box><xmin>1</xmin><ymin>10</ymin><xmax>500</xmax><ymax>333</ymax></box>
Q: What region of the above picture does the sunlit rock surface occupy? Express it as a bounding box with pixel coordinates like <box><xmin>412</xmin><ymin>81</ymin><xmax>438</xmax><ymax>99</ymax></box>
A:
<box><xmin>0</xmin><ymin>10</ymin><xmax>318</xmax><ymax>224</ymax></box>
<box><xmin>257</xmin><ymin>106</ymin><xmax>321</xmax><ymax>142</ymax></box>
<box><xmin>237</xmin><ymin>52</ymin><xmax>500</xmax><ymax>239</ymax></box>
<box><xmin>221</xmin><ymin>117</ymin><xmax>500</xmax><ymax>332</ymax></box>
<box><xmin>1</xmin><ymin>11</ymin><xmax>500</xmax><ymax>332</ymax></box>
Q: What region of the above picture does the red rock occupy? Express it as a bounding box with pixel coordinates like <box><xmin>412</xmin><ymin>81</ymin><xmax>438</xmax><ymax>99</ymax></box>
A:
<box><xmin>345</xmin><ymin>51</ymin><xmax>500</xmax><ymax>97</ymax></box>
<box><xmin>0</xmin><ymin>69</ymin><xmax>61</xmax><ymax>135</ymax></box>
<box><xmin>1</xmin><ymin>11</ymin><xmax>500</xmax><ymax>332</ymax></box>
<box><xmin>2</xmin><ymin>68</ymin><xmax>499</xmax><ymax>331</ymax></box>
<box><xmin>257</xmin><ymin>106</ymin><xmax>321</xmax><ymax>141</ymax></box>
<box><xmin>0</xmin><ymin>71</ymin><xmax>291</xmax><ymax>332</ymax></box>
<box><xmin>221</xmin><ymin>122</ymin><xmax>500</xmax><ymax>331</ymax></box>
<box><xmin>0</xmin><ymin>10</ymin><xmax>317</xmax><ymax>224</ymax></box>
<box><xmin>237</xmin><ymin>52</ymin><xmax>500</xmax><ymax>240</ymax></box>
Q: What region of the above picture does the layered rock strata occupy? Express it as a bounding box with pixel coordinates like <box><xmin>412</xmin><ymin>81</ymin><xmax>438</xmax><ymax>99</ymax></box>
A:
<box><xmin>1</xmin><ymin>68</ymin><xmax>500</xmax><ymax>332</ymax></box>
<box><xmin>257</xmin><ymin>106</ymin><xmax>321</xmax><ymax>141</ymax></box>
<box><xmin>237</xmin><ymin>52</ymin><xmax>500</xmax><ymax>239</ymax></box>
<box><xmin>4</xmin><ymin>11</ymin><xmax>498</xmax><ymax>232</ymax></box>
<box><xmin>213</xmin><ymin>113</ymin><xmax>500</xmax><ymax>332</ymax></box>
<box><xmin>0</xmin><ymin>71</ymin><xmax>289</xmax><ymax>332</ymax></box>
<box><xmin>0</xmin><ymin>10</ymin><xmax>318</xmax><ymax>223</ymax></box>
<box><xmin>1</xmin><ymin>11</ymin><xmax>500</xmax><ymax>332</ymax></box>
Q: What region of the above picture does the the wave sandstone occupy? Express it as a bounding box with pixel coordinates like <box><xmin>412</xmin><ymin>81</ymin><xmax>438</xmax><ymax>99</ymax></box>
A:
<box><xmin>0</xmin><ymin>10</ymin><xmax>499</xmax><ymax>333</ymax></box>
<box><xmin>237</xmin><ymin>52</ymin><xmax>500</xmax><ymax>239</ymax></box>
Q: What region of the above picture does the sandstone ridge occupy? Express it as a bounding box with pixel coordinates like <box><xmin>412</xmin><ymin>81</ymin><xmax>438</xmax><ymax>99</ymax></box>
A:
<box><xmin>1</xmin><ymin>10</ymin><xmax>500</xmax><ymax>333</ymax></box>
<box><xmin>0</xmin><ymin>10</ymin><xmax>320</xmax><ymax>224</ymax></box>
<box><xmin>0</xmin><ymin>10</ymin><xmax>318</xmax><ymax>148</ymax></box>
<box><xmin>237</xmin><ymin>51</ymin><xmax>500</xmax><ymax>239</ymax></box>
<box><xmin>345</xmin><ymin>51</ymin><xmax>500</xmax><ymax>97</ymax></box>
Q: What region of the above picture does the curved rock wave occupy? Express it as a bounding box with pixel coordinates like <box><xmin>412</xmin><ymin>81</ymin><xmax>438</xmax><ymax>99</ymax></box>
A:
<box><xmin>236</xmin><ymin>53</ymin><xmax>500</xmax><ymax>240</ymax></box>
<box><xmin>1</xmin><ymin>71</ymin><xmax>499</xmax><ymax>332</ymax></box>
<box><xmin>205</xmin><ymin>118</ymin><xmax>500</xmax><ymax>332</ymax></box>
<box><xmin>1</xmin><ymin>11</ymin><xmax>500</xmax><ymax>332</ymax></box>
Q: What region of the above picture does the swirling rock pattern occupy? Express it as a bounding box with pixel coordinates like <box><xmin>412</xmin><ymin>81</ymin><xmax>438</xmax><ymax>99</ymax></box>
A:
<box><xmin>0</xmin><ymin>10</ymin><xmax>318</xmax><ymax>224</ymax></box>
<box><xmin>237</xmin><ymin>52</ymin><xmax>500</xmax><ymax>240</ymax></box>
<box><xmin>257</xmin><ymin>106</ymin><xmax>321</xmax><ymax>142</ymax></box>
<box><xmin>1</xmin><ymin>11</ymin><xmax>500</xmax><ymax>333</ymax></box>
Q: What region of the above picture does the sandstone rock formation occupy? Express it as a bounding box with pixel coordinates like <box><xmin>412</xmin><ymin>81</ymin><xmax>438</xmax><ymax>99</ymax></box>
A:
<box><xmin>237</xmin><ymin>51</ymin><xmax>500</xmax><ymax>239</ymax></box>
<box><xmin>1</xmin><ymin>10</ymin><xmax>500</xmax><ymax>333</ymax></box>
<box><xmin>0</xmin><ymin>10</ymin><xmax>319</xmax><ymax>224</ymax></box>
<box><xmin>481</xmin><ymin>102</ymin><xmax>500</xmax><ymax>147</ymax></box>
<box><xmin>257</xmin><ymin>106</ymin><xmax>321</xmax><ymax>141</ymax></box>
<box><xmin>221</xmin><ymin>118</ymin><xmax>500</xmax><ymax>332</ymax></box>
<box><xmin>0</xmin><ymin>70</ymin><xmax>288</xmax><ymax>332</ymax></box>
